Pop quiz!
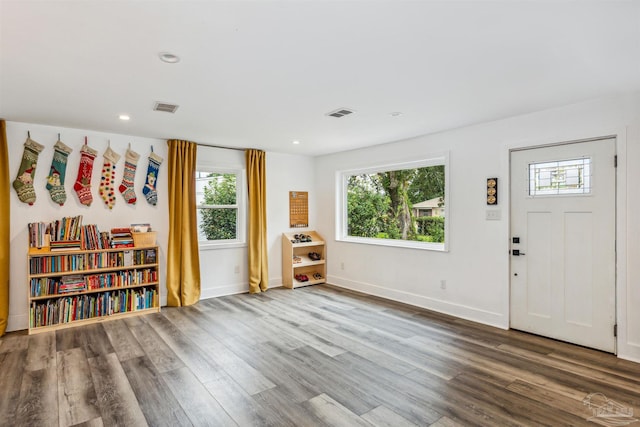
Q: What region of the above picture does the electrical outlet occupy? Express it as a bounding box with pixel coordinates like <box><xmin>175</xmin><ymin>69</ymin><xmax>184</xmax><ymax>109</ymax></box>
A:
<box><xmin>340</xmin><ymin>262</ymin><xmax>345</xmax><ymax>270</ymax></box>
<box><xmin>234</xmin><ymin>265</ymin><xmax>240</xmax><ymax>274</ymax></box>
<box><xmin>440</xmin><ymin>280</ymin><xmax>446</xmax><ymax>290</ymax></box>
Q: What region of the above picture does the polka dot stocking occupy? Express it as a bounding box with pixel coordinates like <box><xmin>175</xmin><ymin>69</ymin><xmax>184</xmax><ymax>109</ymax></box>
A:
<box><xmin>99</xmin><ymin>146</ymin><xmax>121</xmax><ymax>210</ymax></box>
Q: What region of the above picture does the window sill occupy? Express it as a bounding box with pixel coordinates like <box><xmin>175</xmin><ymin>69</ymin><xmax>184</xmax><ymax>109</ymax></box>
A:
<box><xmin>337</xmin><ymin>236</ymin><xmax>447</xmax><ymax>252</ymax></box>
<box><xmin>198</xmin><ymin>241</ymin><xmax>247</xmax><ymax>251</ymax></box>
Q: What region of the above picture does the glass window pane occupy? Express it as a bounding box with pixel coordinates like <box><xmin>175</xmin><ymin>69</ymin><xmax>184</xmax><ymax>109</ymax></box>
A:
<box><xmin>198</xmin><ymin>208</ymin><xmax>237</xmax><ymax>240</ymax></box>
<box><xmin>346</xmin><ymin>165</ymin><xmax>445</xmax><ymax>243</ymax></box>
<box><xmin>196</xmin><ymin>172</ymin><xmax>236</xmax><ymax>205</ymax></box>
<box><xmin>196</xmin><ymin>171</ymin><xmax>239</xmax><ymax>241</ymax></box>
<box><xmin>529</xmin><ymin>158</ymin><xmax>591</xmax><ymax>196</ymax></box>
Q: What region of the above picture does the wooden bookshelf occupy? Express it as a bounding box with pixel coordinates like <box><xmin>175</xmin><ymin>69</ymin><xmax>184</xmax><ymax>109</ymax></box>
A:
<box><xmin>27</xmin><ymin>245</ymin><xmax>160</xmax><ymax>334</ymax></box>
<box><xmin>282</xmin><ymin>230</ymin><xmax>326</xmax><ymax>289</ymax></box>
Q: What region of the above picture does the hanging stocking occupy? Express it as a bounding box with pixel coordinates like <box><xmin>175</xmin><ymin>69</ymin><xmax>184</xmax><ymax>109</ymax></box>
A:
<box><xmin>13</xmin><ymin>136</ymin><xmax>45</xmax><ymax>205</ymax></box>
<box><xmin>99</xmin><ymin>145</ymin><xmax>121</xmax><ymax>210</ymax></box>
<box><xmin>73</xmin><ymin>140</ymin><xmax>98</xmax><ymax>206</ymax></box>
<box><xmin>143</xmin><ymin>150</ymin><xmax>163</xmax><ymax>206</ymax></box>
<box><xmin>118</xmin><ymin>146</ymin><xmax>140</xmax><ymax>204</ymax></box>
<box><xmin>46</xmin><ymin>139</ymin><xmax>73</xmax><ymax>206</ymax></box>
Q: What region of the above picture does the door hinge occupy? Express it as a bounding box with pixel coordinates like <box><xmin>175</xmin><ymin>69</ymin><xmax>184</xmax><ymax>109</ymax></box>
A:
<box><xmin>614</xmin><ymin>324</ymin><xmax>618</xmax><ymax>337</ymax></box>
<box><xmin>614</xmin><ymin>155</ymin><xmax>618</xmax><ymax>167</ymax></box>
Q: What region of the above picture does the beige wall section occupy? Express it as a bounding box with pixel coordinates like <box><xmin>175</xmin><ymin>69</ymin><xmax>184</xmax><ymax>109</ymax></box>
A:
<box><xmin>316</xmin><ymin>92</ymin><xmax>640</xmax><ymax>363</ymax></box>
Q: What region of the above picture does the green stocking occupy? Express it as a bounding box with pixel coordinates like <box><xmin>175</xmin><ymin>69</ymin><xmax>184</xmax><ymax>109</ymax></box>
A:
<box><xmin>13</xmin><ymin>137</ymin><xmax>45</xmax><ymax>205</ymax></box>
<box><xmin>46</xmin><ymin>140</ymin><xmax>73</xmax><ymax>206</ymax></box>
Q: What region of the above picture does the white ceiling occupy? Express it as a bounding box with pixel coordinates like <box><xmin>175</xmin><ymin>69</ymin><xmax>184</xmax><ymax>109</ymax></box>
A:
<box><xmin>1</xmin><ymin>1</ymin><xmax>639</xmax><ymax>156</ymax></box>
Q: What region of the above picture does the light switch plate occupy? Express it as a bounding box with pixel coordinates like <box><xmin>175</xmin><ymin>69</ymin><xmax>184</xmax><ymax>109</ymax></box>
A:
<box><xmin>486</xmin><ymin>210</ymin><xmax>501</xmax><ymax>220</ymax></box>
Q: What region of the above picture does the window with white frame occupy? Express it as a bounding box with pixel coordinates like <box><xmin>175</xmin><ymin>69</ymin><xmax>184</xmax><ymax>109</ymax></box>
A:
<box><xmin>338</xmin><ymin>155</ymin><xmax>449</xmax><ymax>251</ymax></box>
<box><xmin>196</xmin><ymin>170</ymin><xmax>245</xmax><ymax>245</ymax></box>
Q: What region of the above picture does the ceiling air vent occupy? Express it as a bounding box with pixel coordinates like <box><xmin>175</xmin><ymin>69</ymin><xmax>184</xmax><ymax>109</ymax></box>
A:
<box><xmin>153</xmin><ymin>102</ymin><xmax>179</xmax><ymax>113</ymax></box>
<box><xmin>326</xmin><ymin>108</ymin><xmax>354</xmax><ymax>118</ymax></box>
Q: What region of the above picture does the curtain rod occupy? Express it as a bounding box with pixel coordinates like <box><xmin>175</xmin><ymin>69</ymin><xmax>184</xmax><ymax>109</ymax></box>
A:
<box><xmin>194</xmin><ymin>142</ymin><xmax>247</xmax><ymax>152</ymax></box>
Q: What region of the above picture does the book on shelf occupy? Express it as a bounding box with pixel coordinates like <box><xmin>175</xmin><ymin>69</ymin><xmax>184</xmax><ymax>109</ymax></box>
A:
<box><xmin>49</xmin><ymin>240</ymin><xmax>82</xmax><ymax>251</ymax></box>
<box><xmin>144</xmin><ymin>248</ymin><xmax>157</xmax><ymax>264</ymax></box>
<box><xmin>111</xmin><ymin>227</ymin><xmax>134</xmax><ymax>248</ymax></box>
<box><xmin>123</xmin><ymin>250</ymin><xmax>133</xmax><ymax>267</ymax></box>
<box><xmin>59</xmin><ymin>274</ymin><xmax>86</xmax><ymax>293</ymax></box>
<box><xmin>28</xmin><ymin>222</ymin><xmax>49</xmax><ymax>248</ymax></box>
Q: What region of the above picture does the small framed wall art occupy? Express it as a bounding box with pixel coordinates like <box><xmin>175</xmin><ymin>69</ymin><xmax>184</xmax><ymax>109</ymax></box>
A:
<box><xmin>289</xmin><ymin>191</ymin><xmax>309</xmax><ymax>228</ymax></box>
<box><xmin>486</xmin><ymin>177</ymin><xmax>498</xmax><ymax>205</ymax></box>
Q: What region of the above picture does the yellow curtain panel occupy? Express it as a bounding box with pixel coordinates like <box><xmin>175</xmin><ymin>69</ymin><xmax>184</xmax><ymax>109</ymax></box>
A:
<box><xmin>246</xmin><ymin>149</ymin><xmax>269</xmax><ymax>293</ymax></box>
<box><xmin>166</xmin><ymin>140</ymin><xmax>201</xmax><ymax>306</ymax></box>
<box><xmin>0</xmin><ymin>120</ymin><xmax>10</xmax><ymax>335</ymax></box>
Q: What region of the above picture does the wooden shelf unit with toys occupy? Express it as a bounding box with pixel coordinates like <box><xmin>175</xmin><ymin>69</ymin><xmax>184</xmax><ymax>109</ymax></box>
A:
<box><xmin>282</xmin><ymin>230</ymin><xmax>326</xmax><ymax>289</ymax></box>
<box><xmin>26</xmin><ymin>218</ymin><xmax>160</xmax><ymax>334</ymax></box>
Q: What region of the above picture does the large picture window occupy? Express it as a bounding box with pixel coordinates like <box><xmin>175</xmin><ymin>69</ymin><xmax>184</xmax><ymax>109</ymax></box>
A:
<box><xmin>196</xmin><ymin>170</ymin><xmax>245</xmax><ymax>245</ymax></box>
<box><xmin>338</xmin><ymin>155</ymin><xmax>448</xmax><ymax>251</ymax></box>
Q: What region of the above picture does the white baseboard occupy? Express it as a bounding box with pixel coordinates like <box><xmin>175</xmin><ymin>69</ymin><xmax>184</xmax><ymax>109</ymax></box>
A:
<box><xmin>618</xmin><ymin>341</ymin><xmax>640</xmax><ymax>364</ymax></box>
<box><xmin>199</xmin><ymin>278</ymin><xmax>283</xmax><ymax>300</ymax></box>
<box><xmin>328</xmin><ymin>275</ymin><xmax>508</xmax><ymax>330</ymax></box>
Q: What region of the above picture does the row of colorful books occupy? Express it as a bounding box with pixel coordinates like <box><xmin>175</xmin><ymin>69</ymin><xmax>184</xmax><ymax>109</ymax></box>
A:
<box><xmin>29</xmin><ymin>249</ymin><xmax>158</xmax><ymax>275</ymax></box>
<box><xmin>29</xmin><ymin>287</ymin><xmax>158</xmax><ymax>328</ymax></box>
<box><xmin>29</xmin><ymin>268</ymin><xmax>158</xmax><ymax>298</ymax></box>
<box><xmin>29</xmin><ymin>219</ymin><xmax>152</xmax><ymax>250</ymax></box>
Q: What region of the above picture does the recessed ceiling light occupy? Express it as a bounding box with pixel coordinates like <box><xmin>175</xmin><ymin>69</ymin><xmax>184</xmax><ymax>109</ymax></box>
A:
<box><xmin>159</xmin><ymin>52</ymin><xmax>180</xmax><ymax>63</ymax></box>
<box><xmin>119</xmin><ymin>114</ymin><xmax>130</xmax><ymax>121</ymax></box>
<box><xmin>292</xmin><ymin>140</ymin><xmax>300</xmax><ymax>145</ymax></box>
<box><xmin>390</xmin><ymin>112</ymin><xmax>402</xmax><ymax>117</ymax></box>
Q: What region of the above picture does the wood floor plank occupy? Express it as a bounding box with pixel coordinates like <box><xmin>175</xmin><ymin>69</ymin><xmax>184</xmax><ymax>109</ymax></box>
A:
<box><xmin>331</xmin><ymin>350</ymin><xmax>444</xmax><ymax>425</ymax></box>
<box><xmin>145</xmin><ymin>312</ymin><xmax>222</xmax><ymax>383</ymax></box>
<box><xmin>286</xmin><ymin>345</ymin><xmax>383</xmax><ymax>416</ymax></box>
<box><xmin>429</xmin><ymin>416</ymin><xmax>467</xmax><ymax>427</ymax></box>
<box><xmin>361</xmin><ymin>405</ymin><xmax>419</xmax><ymax>427</ymax></box>
<box><xmin>161</xmin><ymin>305</ymin><xmax>277</xmax><ymax>395</ymax></box>
<box><xmin>162</xmin><ymin>366</ymin><xmax>237</xmax><ymax>427</ymax></box>
<box><xmin>25</xmin><ymin>332</ymin><xmax>56</xmax><ymax>371</ymax></box>
<box><xmin>101</xmin><ymin>319</ymin><xmax>145</xmax><ymax>362</ymax></box>
<box><xmin>121</xmin><ymin>355</ymin><xmax>191</xmax><ymax>427</ymax></box>
<box><xmin>126</xmin><ymin>314</ymin><xmax>185</xmax><ymax>374</ymax></box>
<box><xmin>220</xmin><ymin>337</ymin><xmax>323</xmax><ymax>403</ymax></box>
<box><xmin>261</xmin><ymin>314</ymin><xmax>347</xmax><ymax>357</ymax></box>
<box><xmin>15</xmin><ymin>366</ymin><xmax>59</xmax><ymax>426</ymax></box>
<box><xmin>88</xmin><ymin>353</ymin><xmax>148</xmax><ymax>427</ymax></box>
<box><xmin>56</xmin><ymin>327</ymin><xmax>84</xmax><ymax>352</ymax></box>
<box><xmin>57</xmin><ymin>347</ymin><xmax>101</xmax><ymax>427</ymax></box>
<box><xmin>450</xmin><ymin>372</ymin><xmax>589</xmax><ymax>426</ymax></box>
<box><xmin>79</xmin><ymin>324</ymin><xmax>115</xmax><ymax>358</ymax></box>
<box><xmin>252</xmin><ymin>386</ymin><xmax>329</xmax><ymax>427</ymax></box>
<box><xmin>301</xmin><ymin>322</ymin><xmax>415</xmax><ymax>375</ymax></box>
<box><xmin>203</xmin><ymin>370</ymin><xmax>290</xmax><ymax>426</ymax></box>
<box><xmin>498</xmin><ymin>343</ymin><xmax>640</xmax><ymax>395</ymax></box>
<box><xmin>0</xmin><ymin>331</ymin><xmax>29</xmax><ymax>353</ymax></box>
<box><xmin>72</xmin><ymin>417</ymin><xmax>104</xmax><ymax>427</ymax></box>
<box><xmin>303</xmin><ymin>393</ymin><xmax>373</xmax><ymax>427</ymax></box>
<box><xmin>0</xmin><ymin>349</ymin><xmax>27</xmax><ymax>425</ymax></box>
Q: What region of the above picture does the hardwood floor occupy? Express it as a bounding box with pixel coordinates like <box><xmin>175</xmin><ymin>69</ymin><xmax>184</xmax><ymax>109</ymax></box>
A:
<box><xmin>1</xmin><ymin>284</ymin><xmax>639</xmax><ymax>426</ymax></box>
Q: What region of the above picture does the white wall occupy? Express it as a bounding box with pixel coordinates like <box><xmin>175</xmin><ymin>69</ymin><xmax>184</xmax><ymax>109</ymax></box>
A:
<box><xmin>316</xmin><ymin>92</ymin><xmax>640</xmax><ymax>363</ymax></box>
<box><xmin>6</xmin><ymin>121</ymin><xmax>169</xmax><ymax>332</ymax></box>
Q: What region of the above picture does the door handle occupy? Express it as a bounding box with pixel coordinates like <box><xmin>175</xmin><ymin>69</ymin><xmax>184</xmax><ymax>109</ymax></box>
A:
<box><xmin>512</xmin><ymin>249</ymin><xmax>526</xmax><ymax>256</ymax></box>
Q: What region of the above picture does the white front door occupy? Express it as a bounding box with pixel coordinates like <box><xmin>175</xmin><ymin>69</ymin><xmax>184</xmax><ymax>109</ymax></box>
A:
<box><xmin>510</xmin><ymin>138</ymin><xmax>616</xmax><ymax>352</ymax></box>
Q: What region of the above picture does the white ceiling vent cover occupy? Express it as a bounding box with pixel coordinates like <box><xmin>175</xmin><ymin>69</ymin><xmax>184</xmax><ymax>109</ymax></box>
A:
<box><xmin>326</xmin><ymin>108</ymin><xmax>354</xmax><ymax>118</ymax></box>
<box><xmin>154</xmin><ymin>102</ymin><xmax>179</xmax><ymax>113</ymax></box>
